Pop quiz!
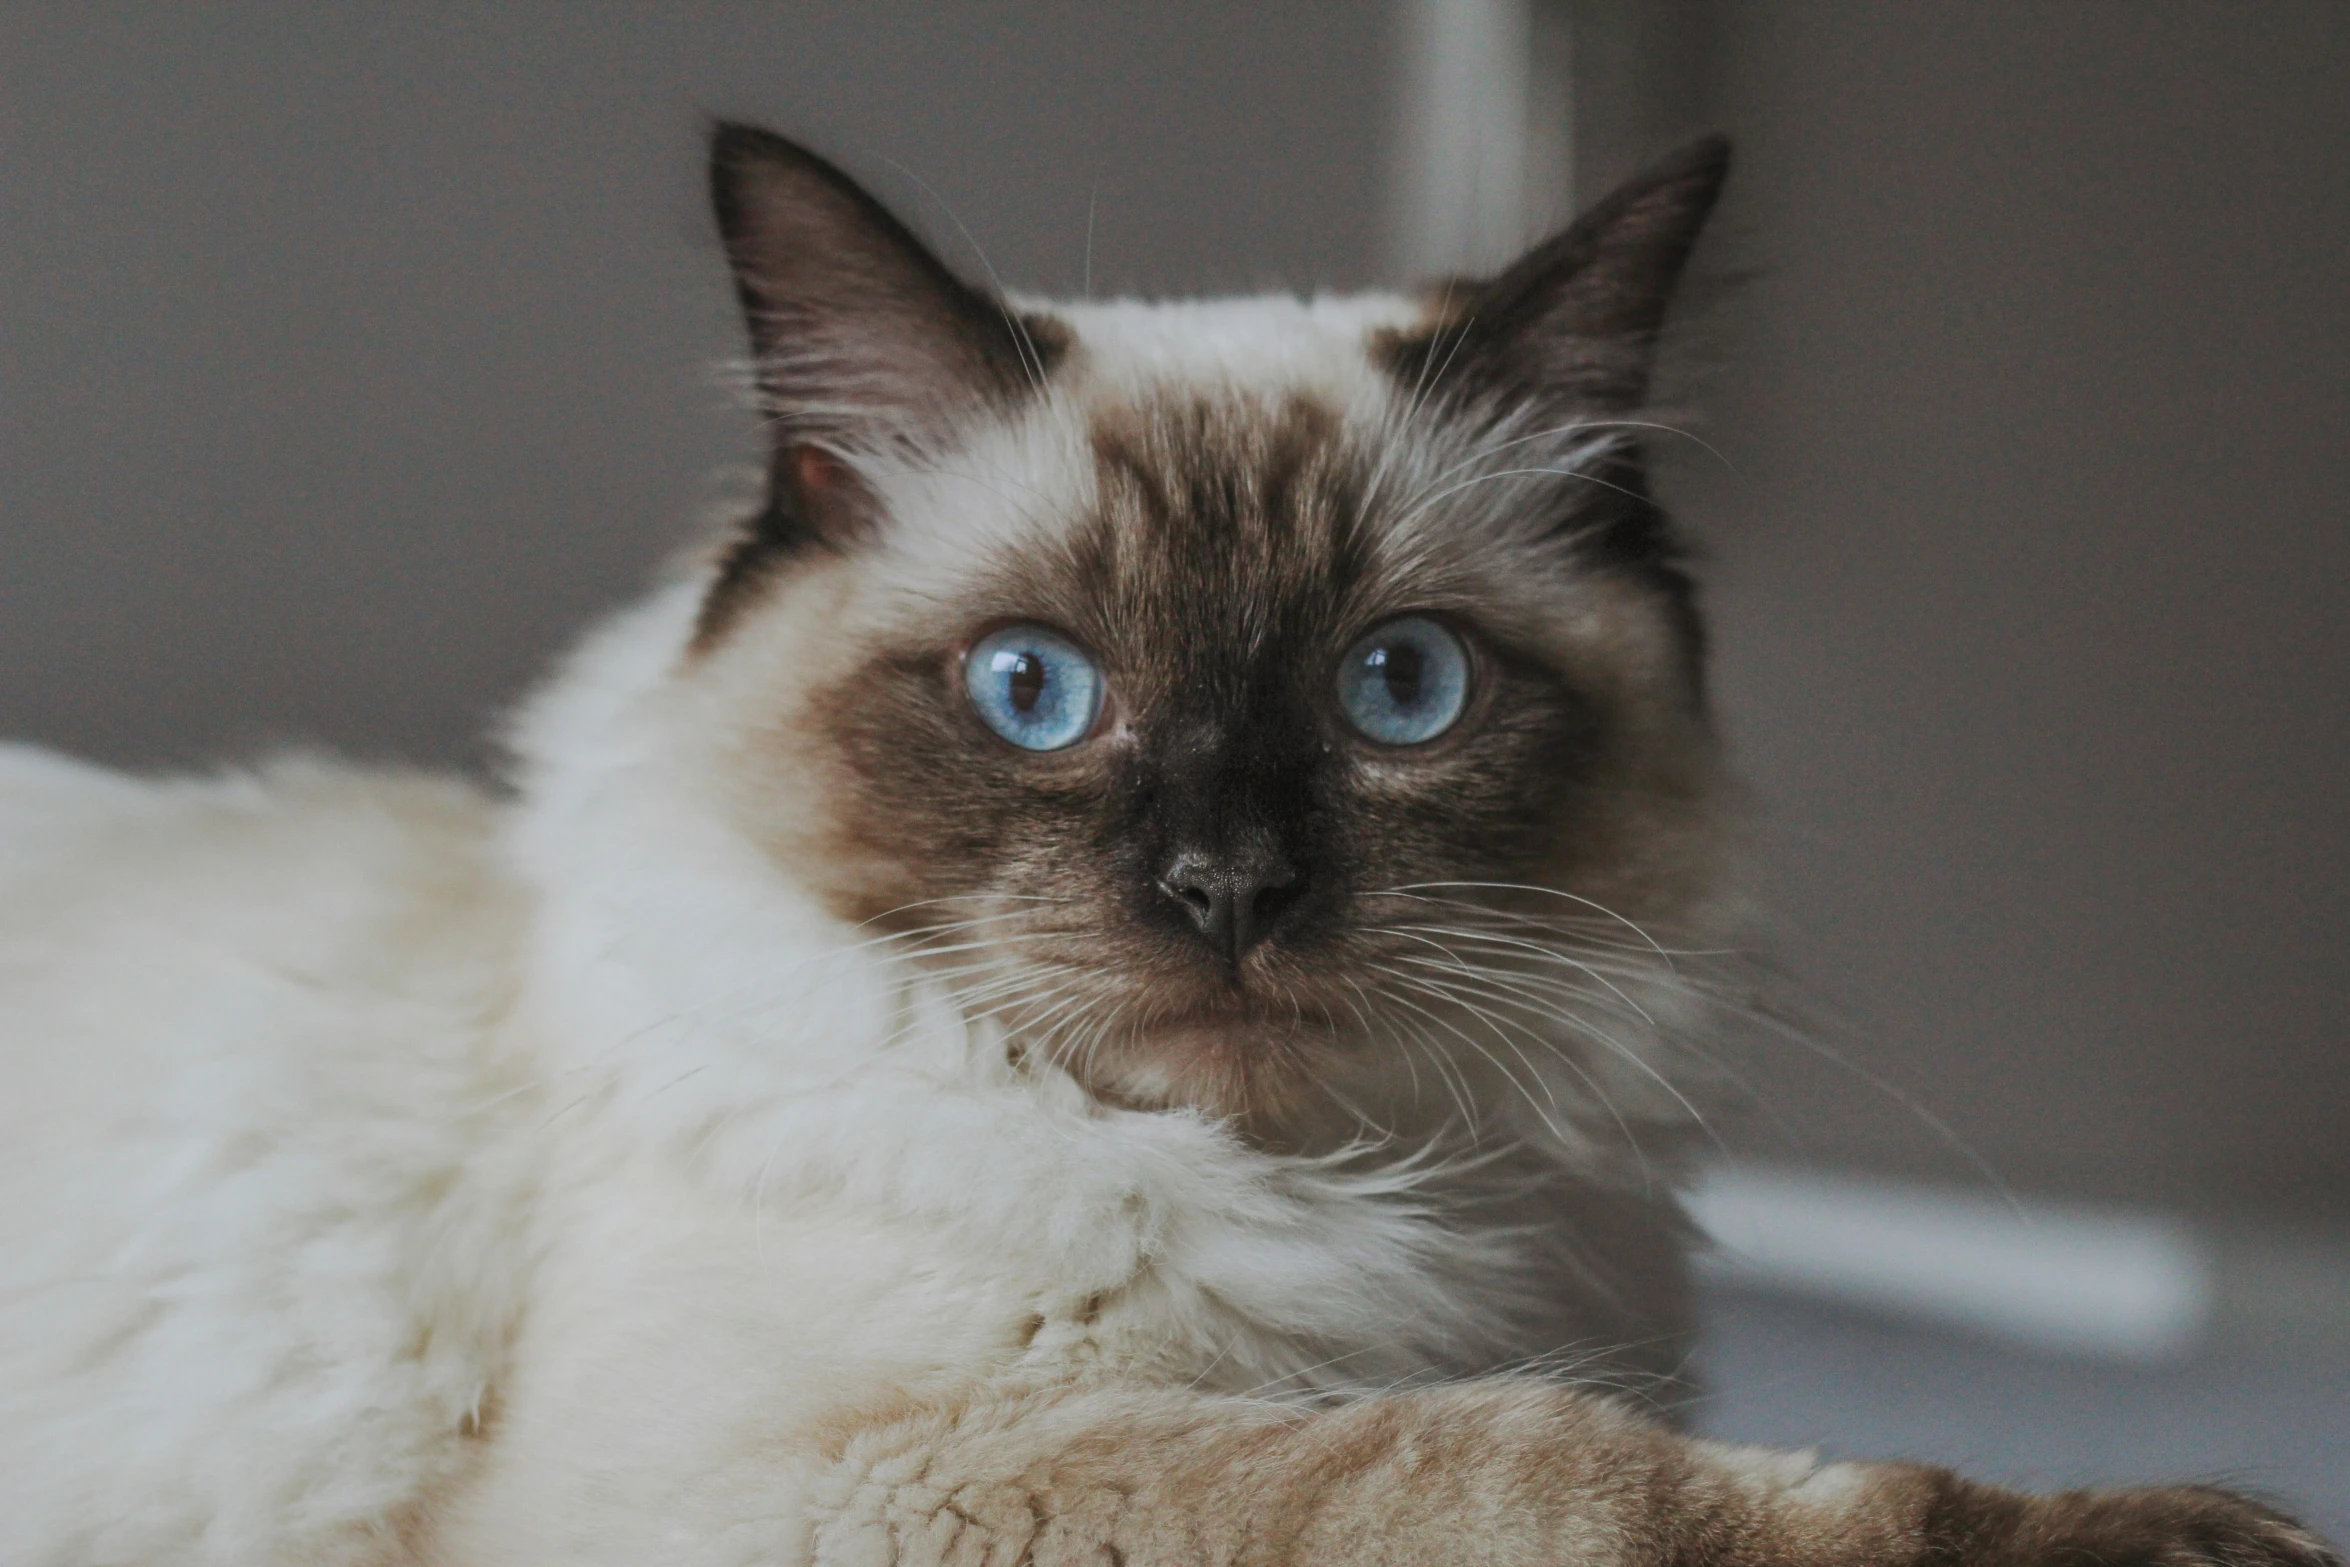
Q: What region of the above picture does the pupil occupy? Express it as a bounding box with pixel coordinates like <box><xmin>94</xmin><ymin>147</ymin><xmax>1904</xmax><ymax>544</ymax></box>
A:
<box><xmin>1379</xmin><ymin>642</ymin><xmax>1425</xmax><ymax>707</ymax></box>
<box><xmin>1007</xmin><ymin>653</ymin><xmax>1046</xmax><ymax>714</ymax></box>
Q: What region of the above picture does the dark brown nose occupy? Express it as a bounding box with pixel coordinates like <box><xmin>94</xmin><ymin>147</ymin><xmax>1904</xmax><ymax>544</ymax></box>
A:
<box><xmin>1157</xmin><ymin>848</ymin><xmax>1307</xmax><ymax>964</ymax></box>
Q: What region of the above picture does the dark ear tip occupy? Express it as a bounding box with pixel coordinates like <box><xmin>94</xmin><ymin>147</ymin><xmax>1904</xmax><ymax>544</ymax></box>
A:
<box><xmin>706</xmin><ymin>120</ymin><xmax>868</xmax><ymax>244</ymax></box>
<box><xmin>708</xmin><ymin>119</ymin><xmax>806</xmax><ymax>177</ymax></box>
<box><xmin>1639</xmin><ymin>133</ymin><xmax>1733</xmax><ymax>204</ymax></box>
<box><xmin>1669</xmin><ymin>133</ymin><xmax>1733</xmax><ymax>174</ymax></box>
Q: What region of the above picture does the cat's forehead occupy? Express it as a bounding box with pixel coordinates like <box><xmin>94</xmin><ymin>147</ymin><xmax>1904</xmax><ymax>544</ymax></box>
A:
<box><xmin>1041</xmin><ymin>292</ymin><xmax>1428</xmax><ymax>407</ymax></box>
<box><xmin>863</xmin><ymin>291</ymin><xmax>1481</xmax><ymax>618</ymax></box>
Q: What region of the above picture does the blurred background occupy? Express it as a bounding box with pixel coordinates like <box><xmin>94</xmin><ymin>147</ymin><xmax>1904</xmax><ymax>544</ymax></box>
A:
<box><xmin>2</xmin><ymin>0</ymin><xmax>2343</xmax><ymax>1529</ymax></box>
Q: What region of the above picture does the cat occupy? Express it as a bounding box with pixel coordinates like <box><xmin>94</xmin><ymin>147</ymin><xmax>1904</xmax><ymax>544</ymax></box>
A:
<box><xmin>0</xmin><ymin>120</ymin><xmax>2332</xmax><ymax>1567</ymax></box>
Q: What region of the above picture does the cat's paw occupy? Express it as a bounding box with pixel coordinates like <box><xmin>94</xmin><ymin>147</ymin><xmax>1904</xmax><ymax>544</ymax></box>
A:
<box><xmin>2009</xmin><ymin>1484</ymin><xmax>2338</xmax><ymax>1567</ymax></box>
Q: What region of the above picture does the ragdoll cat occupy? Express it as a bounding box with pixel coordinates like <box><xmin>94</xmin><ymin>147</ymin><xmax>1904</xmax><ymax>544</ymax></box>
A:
<box><xmin>0</xmin><ymin>122</ymin><xmax>2332</xmax><ymax>1567</ymax></box>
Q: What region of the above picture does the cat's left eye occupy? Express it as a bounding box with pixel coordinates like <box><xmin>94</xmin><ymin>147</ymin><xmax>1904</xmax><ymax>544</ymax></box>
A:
<box><xmin>964</xmin><ymin>624</ymin><xmax>1104</xmax><ymax>751</ymax></box>
<box><xmin>1336</xmin><ymin>616</ymin><xmax>1472</xmax><ymax>747</ymax></box>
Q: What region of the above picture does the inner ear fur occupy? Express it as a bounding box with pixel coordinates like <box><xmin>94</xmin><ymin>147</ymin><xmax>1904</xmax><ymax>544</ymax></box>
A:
<box><xmin>695</xmin><ymin>123</ymin><xmax>1071</xmax><ymax>647</ymax></box>
<box><xmin>700</xmin><ymin>122</ymin><xmax>1062</xmax><ymax>453</ymax></box>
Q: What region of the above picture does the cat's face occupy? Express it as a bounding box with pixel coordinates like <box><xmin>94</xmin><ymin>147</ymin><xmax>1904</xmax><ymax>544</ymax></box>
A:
<box><xmin>678</xmin><ymin>126</ymin><xmax>1729</xmax><ymax>1127</ymax></box>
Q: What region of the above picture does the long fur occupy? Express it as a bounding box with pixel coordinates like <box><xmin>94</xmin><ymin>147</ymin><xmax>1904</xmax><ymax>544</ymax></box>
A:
<box><xmin>0</xmin><ymin>132</ymin><xmax>2330</xmax><ymax>1567</ymax></box>
<box><xmin>0</xmin><ymin>292</ymin><xmax>1716</xmax><ymax>1563</ymax></box>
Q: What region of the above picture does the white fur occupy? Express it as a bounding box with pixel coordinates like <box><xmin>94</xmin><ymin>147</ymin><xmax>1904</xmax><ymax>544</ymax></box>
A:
<box><xmin>0</xmin><ymin>296</ymin><xmax>1712</xmax><ymax>1564</ymax></box>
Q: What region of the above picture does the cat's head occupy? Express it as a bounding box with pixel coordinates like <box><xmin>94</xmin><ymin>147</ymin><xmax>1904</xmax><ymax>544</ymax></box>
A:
<box><xmin>527</xmin><ymin>124</ymin><xmax>1732</xmax><ymax>1141</ymax></box>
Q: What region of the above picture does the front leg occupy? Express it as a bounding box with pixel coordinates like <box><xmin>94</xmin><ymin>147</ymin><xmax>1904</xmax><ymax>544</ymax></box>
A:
<box><xmin>806</xmin><ymin>1381</ymin><xmax>2339</xmax><ymax>1567</ymax></box>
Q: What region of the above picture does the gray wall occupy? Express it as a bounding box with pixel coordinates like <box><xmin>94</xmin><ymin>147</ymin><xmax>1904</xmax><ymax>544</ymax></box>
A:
<box><xmin>1685</xmin><ymin>2</ymin><xmax>2350</xmax><ymax>1216</ymax></box>
<box><xmin>0</xmin><ymin>1</ymin><xmax>1392</xmax><ymax>766</ymax></box>
<box><xmin>3</xmin><ymin>4</ymin><xmax>2344</xmax><ymax>1218</ymax></box>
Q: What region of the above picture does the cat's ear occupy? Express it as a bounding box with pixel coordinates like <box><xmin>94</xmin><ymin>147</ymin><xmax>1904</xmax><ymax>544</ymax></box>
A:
<box><xmin>708</xmin><ymin>123</ymin><xmax>1062</xmax><ymax>529</ymax></box>
<box><xmin>1393</xmin><ymin>136</ymin><xmax>1730</xmax><ymax>413</ymax></box>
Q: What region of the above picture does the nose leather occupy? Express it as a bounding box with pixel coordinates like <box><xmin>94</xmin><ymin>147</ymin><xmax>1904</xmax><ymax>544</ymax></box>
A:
<box><xmin>1157</xmin><ymin>845</ymin><xmax>1306</xmax><ymax>964</ymax></box>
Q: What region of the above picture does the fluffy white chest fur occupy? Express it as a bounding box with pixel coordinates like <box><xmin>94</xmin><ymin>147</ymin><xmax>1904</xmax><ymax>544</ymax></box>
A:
<box><xmin>0</xmin><ymin>591</ymin><xmax>1634</xmax><ymax>1563</ymax></box>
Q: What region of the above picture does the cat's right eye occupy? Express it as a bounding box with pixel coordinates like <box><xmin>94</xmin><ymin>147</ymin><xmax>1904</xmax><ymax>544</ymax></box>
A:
<box><xmin>963</xmin><ymin>624</ymin><xmax>1104</xmax><ymax>751</ymax></box>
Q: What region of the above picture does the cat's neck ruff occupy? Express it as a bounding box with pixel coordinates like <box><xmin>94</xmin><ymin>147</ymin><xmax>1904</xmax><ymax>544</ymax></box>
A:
<box><xmin>503</xmin><ymin>579</ymin><xmax>1547</xmax><ymax>1393</ymax></box>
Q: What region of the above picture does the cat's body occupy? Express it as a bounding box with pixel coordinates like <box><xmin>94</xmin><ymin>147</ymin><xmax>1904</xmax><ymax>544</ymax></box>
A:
<box><xmin>0</xmin><ymin>309</ymin><xmax>1699</xmax><ymax>1562</ymax></box>
<box><xmin>0</xmin><ymin>127</ymin><xmax>2332</xmax><ymax>1567</ymax></box>
<box><xmin>0</xmin><ymin>723</ymin><xmax>1672</xmax><ymax>1563</ymax></box>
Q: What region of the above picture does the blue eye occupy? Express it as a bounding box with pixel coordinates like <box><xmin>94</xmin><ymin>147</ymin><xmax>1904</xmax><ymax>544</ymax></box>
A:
<box><xmin>964</xmin><ymin>624</ymin><xmax>1104</xmax><ymax>751</ymax></box>
<box><xmin>1336</xmin><ymin>616</ymin><xmax>1471</xmax><ymax>746</ymax></box>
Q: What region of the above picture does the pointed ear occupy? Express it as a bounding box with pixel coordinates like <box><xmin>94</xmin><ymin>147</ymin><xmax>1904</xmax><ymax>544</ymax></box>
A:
<box><xmin>692</xmin><ymin>126</ymin><xmax>1070</xmax><ymax>644</ymax></box>
<box><xmin>709</xmin><ymin>121</ymin><xmax>1065</xmax><ymax>465</ymax></box>
<box><xmin>1389</xmin><ymin>136</ymin><xmax>1730</xmax><ymax>413</ymax></box>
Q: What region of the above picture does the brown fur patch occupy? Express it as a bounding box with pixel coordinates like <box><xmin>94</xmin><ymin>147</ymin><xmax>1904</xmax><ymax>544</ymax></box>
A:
<box><xmin>805</xmin><ymin>1377</ymin><xmax>2338</xmax><ymax>1567</ymax></box>
<box><xmin>691</xmin><ymin>306</ymin><xmax>1076</xmax><ymax>654</ymax></box>
<box><xmin>711</xmin><ymin>379</ymin><xmax>1721</xmax><ymax>1138</ymax></box>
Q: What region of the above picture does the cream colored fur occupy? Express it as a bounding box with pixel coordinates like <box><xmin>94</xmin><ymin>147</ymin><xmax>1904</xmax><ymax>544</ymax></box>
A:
<box><xmin>3</xmin><ymin>292</ymin><xmax>2322</xmax><ymax>1567</ymax></box>
<box><xmin>0</xmin><ymin>296</ymin><xmax>1676</xmax><ymax>1564</ymax></box>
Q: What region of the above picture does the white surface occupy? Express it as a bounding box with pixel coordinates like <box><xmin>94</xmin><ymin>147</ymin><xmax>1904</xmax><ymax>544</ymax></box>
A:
<box><xmin>1386</xmin><ymin>0</ymin><xmax>1573</xmax><ymax>276</ymax></box>
<box><xmin>1688</xmin><ymin>1164</ymin><xmax>2215</xmax><ymax>1360</ymax></box>
<box><xmin>1695</xmin><ymin>1289</ymin><xmax>2349</xmax><ymax>1545</ymax></box>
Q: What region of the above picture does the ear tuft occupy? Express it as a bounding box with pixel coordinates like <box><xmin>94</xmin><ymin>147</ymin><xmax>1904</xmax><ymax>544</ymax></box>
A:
<box><xmin>1386</xmin><ymin>135</ymin><xmax>1731</xmax><ymax>414</ymax></box>
<box><xmin>708</xmin><ymin>120</ymin><xmax>1063</xmax><ymax>461</ymax></box>
<box><xmin>693</xmin><ymin>123</ymin><xmax>1070</xmax><ymax>647</ymax></box>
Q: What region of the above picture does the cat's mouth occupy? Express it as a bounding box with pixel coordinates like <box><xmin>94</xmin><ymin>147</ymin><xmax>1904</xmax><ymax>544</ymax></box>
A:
<box><xmin>1143</xmin><ymin>1008</ymin><xmax>1335</xmax><ymax>1056</ymax></box>
<box><xmin>914</xmin><ymin>918</ymin><xmax>1382</xmax><ymax>1118</ymax></box>
<box><xmin>1041</xmin><ymin>996</ymin><xmax>1351</xmax><ymax>1120</ymax></box>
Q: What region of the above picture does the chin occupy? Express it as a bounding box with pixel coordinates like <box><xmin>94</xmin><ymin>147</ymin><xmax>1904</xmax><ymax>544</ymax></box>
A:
<box><xmin>1046</xmin><ymin>1001</ymin><xmax>1354</xmax><ymax>1122</ymax></box>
